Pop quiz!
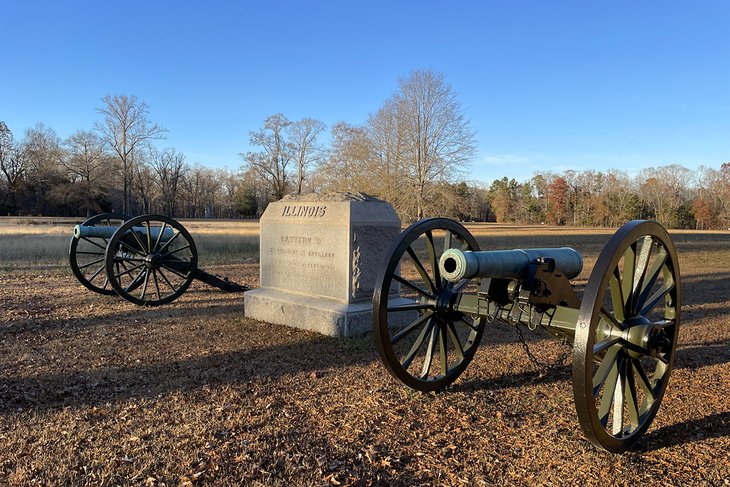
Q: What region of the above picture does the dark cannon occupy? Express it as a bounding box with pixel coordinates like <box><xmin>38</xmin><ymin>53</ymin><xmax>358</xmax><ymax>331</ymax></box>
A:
<box><xmin>372</xmin><ymin>218</ymin><xmax>680</xmax><ymax>452</ymax></box>
<box><xmin>69</xmin><ymin>213</ymin><xmax>247</xmax><ymax>306</ymax></box>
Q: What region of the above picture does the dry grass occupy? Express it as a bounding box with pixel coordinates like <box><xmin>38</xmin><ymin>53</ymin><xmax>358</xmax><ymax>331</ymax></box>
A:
<box><xmin>0</xmin><ymin>222</ymin><xmax>729</xmax><ymax>485</ymax></box>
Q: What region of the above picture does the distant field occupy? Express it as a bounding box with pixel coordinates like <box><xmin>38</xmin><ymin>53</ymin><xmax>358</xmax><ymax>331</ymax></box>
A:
<box><xmin>0</xmin><ymin>217</ymin><xmax>728</xmax><ymax>274</ymax></box>
<box><xmin>0</xmin><ymin>217</ymin><xmax>260</xmax><ymax>271</ymax></box>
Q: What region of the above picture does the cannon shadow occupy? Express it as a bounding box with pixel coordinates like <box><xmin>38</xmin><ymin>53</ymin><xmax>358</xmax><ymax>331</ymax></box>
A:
<box><xmin>0</xmin><ymin>331</ymin><xmax>375</xmax><ymax>414</ymax></box>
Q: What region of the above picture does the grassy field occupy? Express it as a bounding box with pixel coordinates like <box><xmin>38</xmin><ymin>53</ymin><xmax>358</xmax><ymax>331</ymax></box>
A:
<box><xmin>0</xmin><ymin>217</ymin><xmax>728</xmax><ymax>485</ymax></box>
<box><xmin>0</xmin><ymin>217</ymin><xmax>261</xmax><ymax>271</ymax></box>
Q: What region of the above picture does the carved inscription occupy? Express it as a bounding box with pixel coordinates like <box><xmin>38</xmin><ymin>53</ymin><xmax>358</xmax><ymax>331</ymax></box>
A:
<box><xmin>281</xmin><ymin>205</ymin><xmax>327</xmax><ymax>218</ymax></box>
<box><xmin>262</xmin><ymin>222</ymin><xmax>347</xmax><ymax>301</ymax></box>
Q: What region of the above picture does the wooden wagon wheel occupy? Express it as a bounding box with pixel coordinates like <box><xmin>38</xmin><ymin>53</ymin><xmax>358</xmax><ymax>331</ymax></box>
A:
<box><xmin>372</xmin><ymin>218</ymin><xmax>486</xmax><ymax>392</ymax></box>
<box><xmin>104</xmin><ymin>214</ymin><xmax>198</xmax><ymax>306</ymax></box>
<box><xmin>573</xmin><ymin>220</ymin><xmax>681</xmax><ymax>452</ymax></box>
<box><xmin>69</xmin><ymin>212</ymin><xmax>129</xmax><ymax>295</ymax></box>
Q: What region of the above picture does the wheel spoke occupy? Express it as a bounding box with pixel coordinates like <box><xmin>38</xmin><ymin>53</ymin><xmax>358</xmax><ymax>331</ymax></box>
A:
<box><xmin>75</xmin><ymin>251</ymin><xmax>105</xmax><ymax>256</ymax></box>
<box><xmin>456</xmin><ymin>316</ymin><xmax>479</xmax><ymax>332</ymax></box>
<box><xmin>601</xmin><ymin>306</ymin><xmax>624</xmax><ymax>330</ymax></box>
<box><xmin>424</xmin><ymin>230</ymin><xmax>442</xmax><ymax>291</ymax></box>
<box><xmin>622</xmin><ymin>245</ymin><xmax>636</xmax><ymax>310</ymax></box>
<box><xmin>594</xmin><ymin>336</ymin><xmax>622</xmax><ymax>354</ymax></box>
<box><xmin>129</xmin><ymin>229</ymin><xmax>149</xmax><ymax>255</ymax></box>
<box><xmin>653</xmin><ymin>319</ymin><xmax>675</xmax><ymax>329</ymax></box>
<box><xmin>446</xmin><ymin>321</ymin><xmax>465</xmax><ymax>361</ymax></box>
<box><xmin>157</xmin><ymin>231</ymin><xmax>182</xmax><ymax>254</ymax></box>
<box><xmin>119</xmin><ymin>240</ymin><xmax>145</xmax><ymax>256</ymax></box>
<box><xmin>387</xmin><ymin>302</ymin><xmax>434</xmax><ymax>312</ymax></box>
<box><xmin>77</xmin><ymin>257</ymin><xmax>105</xmax><ymax>270</ymax></box>
<box><xmin>624</xmin><ymin>359</ymin><xmax>640</xmax><ymax>428</ymax></box>
<box><xmin>393</xmin><ymin>274</ymin><xmax>435</xmax><ymax>300</ymax></box>
<box><xmin>630</xmin><ymin>236</ymin><xmax>654</xmax><ymax>313</ymax></box>
<box><xmin>81</xmin><ymin>237</ymin><xmax>106</xmax><ymax>251</ymax></box>
<box><xmin>140</xmin><ymin>268</ymin><xmax>150</xmax><ymax>300</ymax></box>
<box><xmin>87</xmin><ymin>264</ymin><xmax>106</xmax><ymax>283</ymax></box>
<box><xmin>152</xmin><ymin>269</ymin><xmax>162</xmax><ymax>301</ymax></box>
<box><xmin>162</xmin><ymin>244</ymin><xmax>192</xmax><ymax>258</ymax></box>
<box><xmin>609</xmin><ymin>269</ymin><xmax>626</xmax><ymax>322</ymax></box>
<box><xmin>160</xmin><ymin>263</ymin><xmax>190</xmax><ymax>280</ymax></box>
<box><xmin>636</xmin><ymin>247</ymin><xmax>668</xmax><ymax>305</ymax></box>
<box><xmin>639</xmin><ymin>281</ymin><xmax>675</xmax><ymax>316</ymax></box>
<box><xmin>391</xmin><ymin>310</ymin><xmax>434</xmax><ymax>345</ymax></box>
<box><xmin>631</xmin><ymin>358</ymin><xmax>656</xmax><ymax>405</ymax></box>
<box><xmin>612</xmin><ymin>357</ymin><xmax>625</xmax><ymax>435</ymax></box>
<box><xmin>654</xmin><ymin>353</ymin><xmax>669</xmax><ymax>365</ymax></box>
<box><xmin>406</xmin><ymin>246</ymin><xmax>436</xmax><ymax>294</ymax></box>
<box><xmin>152</xmin><ymin>222</ymin><xmax>168</xmax><ymax>252</ymax></box>
<box><xmin>438</xmin><ymin>321</ymin><xmax>448</xmax><ymax>375</ymax></box>
<box><xmin>114</xmin><ymin>263</ymin><xmax>145</xmax><ymax>279</ymax></box>
<box><xmin>145</xmin><ymin>221</ymin><xmax>152</xmax><ymax>255</ymax></box>
<box><xmin>443</xmin><ymin>230</ymin><xmax>452</xmax><ymax>253</ymax></box>
<box><xmin>598</xmin><ymin>358</ymin><xmax>620</xmax><ymax>426</ymax></box>
<box><xmin>157</xmin><ymin>268</ymin><xmax>178</xmax><ymax>293</ymax></box>
<box><xmin>125</xmin><ymin>268</ymin><xmax>146</xmax><ymax>292</ymax></box>
<box><xmin>401</xmin><ymin>319</ymin><xmax>435</xmax><ymax>370</ymax></box>
<box><xmin>593</xmin><ymin>345</ymin><xmax>621</xmax><ymax>394</ymax></box>
<box><xmin>420</xmin><ymin>325</ymin><xmax>439</xmax><ymax>378</ymax></box>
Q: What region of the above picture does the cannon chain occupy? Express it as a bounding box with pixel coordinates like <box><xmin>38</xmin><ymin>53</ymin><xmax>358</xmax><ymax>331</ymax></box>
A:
<box><xmin>372</xmin><ymin>218</ymin><xmax>680</xmax><ymax>453</ymax></box>
<box><xmin>70</xmin><ymin>213</ymin><xmax>248</xmax><ymax>306</ymax></box>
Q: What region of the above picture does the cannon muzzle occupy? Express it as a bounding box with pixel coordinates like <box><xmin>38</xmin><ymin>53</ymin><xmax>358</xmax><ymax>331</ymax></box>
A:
<box><xmin>439</xmin><ymin>247</ymin><xmax>583</xmax><ymax>282</ymax></box>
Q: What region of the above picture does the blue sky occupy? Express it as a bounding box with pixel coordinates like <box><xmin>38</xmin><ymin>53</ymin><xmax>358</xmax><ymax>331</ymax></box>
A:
<box><xmin>2</xmin><ymin>1</ymin><xmax>728</xmax><ymax>183</ymax></box>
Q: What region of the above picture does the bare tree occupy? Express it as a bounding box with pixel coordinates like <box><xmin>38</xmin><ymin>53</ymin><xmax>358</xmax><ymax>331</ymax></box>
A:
<box><xmin>367</xmin><ymin>99</ymin><xmax>409</xmax><ymax>212</ymax></box>
<box><xmin>370</xmin><ymin>70</ymin><xmax>477</xmax><ymax>219</ymax></box>
<box><xmin>149</xmin><ymin>148</ymin><xmax>186</xmax><ymax>216</ymax></box>
<box><xmin>0</xmin><ymin>121</ymin><xmax>24</xmax><ymax>213</ymax></box>
<box><xmin>95</xmin><ymin>95</ymin><xmax>166</xmax><ymax>214</ymax></box>
<box><xmin>638</xmin><ymin>165</ymin><xmax>693</xmax><ymax>227</ymax></box>
<box><xmin>19</xmin><ymin>124</ymin><xmax>64</xmax><ymax>214</ymax></box>
<box><xmin>242</xmin><ymin>114</ymin><xmax>293</xmax><ymax>200</ymax></box>
<box><xmin>60</xmin><ymin>130</ymin><xmax>110</xmax><ymax>216</ymax></box>
<box><xmin>133</xmin><ymin>162</ymin><xmax>157</xmax><ymax>213</ymax></box>
<box><xmin>290</xmin><ymin>117</ymin><xmax>325</xmax><ymax>193</ymax></box>
<box><xmin>316</xmin><ymin>122</ymin><xmax>373</xmax><ymax>193</ymax></box>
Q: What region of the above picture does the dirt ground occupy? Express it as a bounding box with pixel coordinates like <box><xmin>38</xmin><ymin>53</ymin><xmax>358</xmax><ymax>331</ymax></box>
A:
<box><xmin>1</xmin><ymin>230</ymin><xmax>729</xmax><ymax>485</ymax></box>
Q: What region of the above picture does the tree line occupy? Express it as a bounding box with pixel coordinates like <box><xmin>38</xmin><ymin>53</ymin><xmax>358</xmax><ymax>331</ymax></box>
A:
<box><xmin>1</xmin><ymin>70</ymin><xmax>729</xmax><ymax>229</ymax></box>
<box><xmin>485</xmin><ymin>164</ymin><xmax>730</xmax><ymax>230</ymax></box>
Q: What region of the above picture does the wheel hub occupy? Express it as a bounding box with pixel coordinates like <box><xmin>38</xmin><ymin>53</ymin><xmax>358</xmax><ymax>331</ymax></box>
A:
<box><xmin>143</xmin><ymin>253</ymin><xmax>164</xmax><ymax>269</ymax></box>
<box><xmin>622</xmin><ymin>316</ymin><xmax>670</xmax><ymax>358</ymax></box>
<box><xmin>435</xmin><ymin>288</ymin><xmax>462</xmax><ymax>322</ymax></box>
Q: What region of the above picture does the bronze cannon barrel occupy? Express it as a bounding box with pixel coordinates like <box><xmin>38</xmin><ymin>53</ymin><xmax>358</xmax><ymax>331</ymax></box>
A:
<box><xmin>73</xmin><ymin>224</ymin><xmax>176</xmax><ymax>241</ymax></box>
<box><xmin>439</xmin><ymin>247</ymin><xmax>583</xmax><ymax>282</ymax></box>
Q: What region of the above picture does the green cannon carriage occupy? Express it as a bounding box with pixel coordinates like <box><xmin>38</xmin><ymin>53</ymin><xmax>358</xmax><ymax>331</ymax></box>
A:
<box><xmin>372</xmin><ymin>218</ymin><xmax>680</xmax><ymax>452</ymax></box>
<box><xmin>69</xmin><ymin>213</ymin><xmax>246</xmax><ymax>306</ymax></box>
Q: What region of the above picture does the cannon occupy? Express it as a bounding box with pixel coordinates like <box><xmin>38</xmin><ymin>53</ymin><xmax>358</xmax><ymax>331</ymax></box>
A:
<box><xmin>69</xmin><ymin>213</ymin><xmax>247</xmax><ymax>306</ymax></box>
<box><xmin>372</xmin><ymin>218</ymin><xmax>680</xmax><ymax>452</ymax></box>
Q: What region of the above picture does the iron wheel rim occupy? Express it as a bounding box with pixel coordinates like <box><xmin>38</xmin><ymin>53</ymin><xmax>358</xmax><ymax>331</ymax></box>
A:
<box><xmin>372</xmin><ymin>218</ymin><xmax>485</xmax><ymax>392</ymax></box>
<box><xmin>69</xmin><ymin>212</ymin><xmax>128</xmax><ymax>295</ymax></box>
<box><xmin>573</xmin><ymin>220</ymin><xmax>681</xmax><ymax>452</ymax></box>
<box><xmin>104</xmin><ymin>214</ymin><xmax>198</xmax><ymax>306</ymax></box>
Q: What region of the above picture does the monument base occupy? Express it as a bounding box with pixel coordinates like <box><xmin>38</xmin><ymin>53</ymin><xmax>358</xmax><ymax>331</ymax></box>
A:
<box><xmin>244</xmin><ymin>288</ymin><xmax>414</xmax><ymax>337</ymax></box>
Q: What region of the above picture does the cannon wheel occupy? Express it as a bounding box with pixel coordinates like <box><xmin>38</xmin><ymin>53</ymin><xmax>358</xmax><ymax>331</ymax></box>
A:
<box><xmin>69</xmin><ymin>212</ymin><xmax>129</xmax><ymax>295</ymax></box>
<box><xmin>573</xmin><ymin>220</ymin><xmax>681</xmax><ymax>452</ymax></box>
<box><xmin>105</xmin><ymin>214</ymin><xmax>198</xmax><ymax>306</ymax></box>
<box><xmin>373</xmin><ymin>218</ymin><xmax>485</xmax><ymax>392</ymax></box>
